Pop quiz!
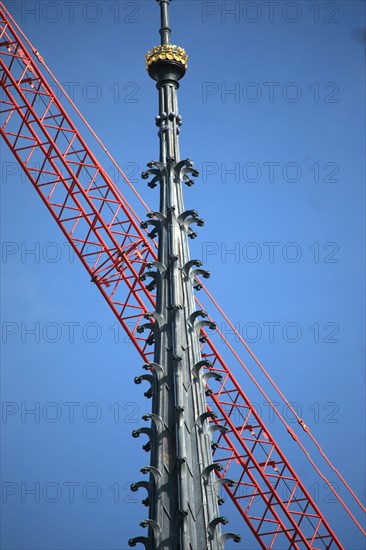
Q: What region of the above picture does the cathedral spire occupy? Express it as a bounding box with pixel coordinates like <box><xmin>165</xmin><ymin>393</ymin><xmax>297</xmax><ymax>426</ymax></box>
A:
<box><xmin>129</xmin><ymin>3</ymin><xmax>241</xmax><ymax>548</ymax></box>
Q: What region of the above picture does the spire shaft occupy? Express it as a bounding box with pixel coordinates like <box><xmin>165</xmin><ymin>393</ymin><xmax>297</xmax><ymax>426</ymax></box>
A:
<box><xmin>130</xmin><ymin>3</ymin><xmax>241</xmax><ymax>548</ymax></box>
<box><xmin>158</xmin><ymin>0</ymin><xmax>171</xmax><ymax>45</ymax></box>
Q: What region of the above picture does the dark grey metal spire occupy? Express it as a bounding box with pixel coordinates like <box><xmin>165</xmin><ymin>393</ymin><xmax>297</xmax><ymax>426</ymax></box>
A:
<box><xmin>158</xmin><ymin>0</ymin><xmax>171</xmax><ymax>45</ymax></box>
<box><xmin>129</xmin><ymin>2</ymin><xmax>241</xmax><ymax>549</ymax></box>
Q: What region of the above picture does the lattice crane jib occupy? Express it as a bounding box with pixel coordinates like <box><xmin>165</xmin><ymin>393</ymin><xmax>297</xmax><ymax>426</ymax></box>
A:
<box><xmin>0</xmin><ymin>0</ymin><xmax>359</xmax><ymax>548</ymax></box>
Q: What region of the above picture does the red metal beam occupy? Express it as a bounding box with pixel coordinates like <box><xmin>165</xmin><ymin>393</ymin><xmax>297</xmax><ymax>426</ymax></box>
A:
<box><xmin>0</xmin><ymin>5</ymin><xmax>343</xmax><ymax>548</ymax></box>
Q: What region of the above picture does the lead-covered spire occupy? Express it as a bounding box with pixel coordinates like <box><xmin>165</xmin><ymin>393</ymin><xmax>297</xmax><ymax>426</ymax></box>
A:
<box><xmin>129</xmin><ymin>2</ymin><xmax>241</xmax><ymax>549</ymax></box>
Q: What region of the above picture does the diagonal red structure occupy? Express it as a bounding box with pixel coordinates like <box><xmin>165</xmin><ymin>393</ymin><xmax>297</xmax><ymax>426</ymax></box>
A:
<box><xmin>0</xmin><ymin>3</ymin><xmax>348</xmax><ymax>548</ymax></box>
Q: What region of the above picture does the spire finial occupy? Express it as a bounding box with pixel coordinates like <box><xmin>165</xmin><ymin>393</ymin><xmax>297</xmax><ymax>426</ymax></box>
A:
<box><xmin>157</xmin><ymin>0</ymin><xmax>171</xmax><ymax>46</ymax></box>
<box><xmin>146</xmin><ymin>0</ymin><xmax>187</xmax><ymax>82</ymax></box>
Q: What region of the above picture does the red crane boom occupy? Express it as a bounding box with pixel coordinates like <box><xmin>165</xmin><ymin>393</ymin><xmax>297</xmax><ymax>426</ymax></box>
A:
<box><xmin>0</xmin><ymin>3</ymin><xmax>356</xmax><ymax>548</ymax></box>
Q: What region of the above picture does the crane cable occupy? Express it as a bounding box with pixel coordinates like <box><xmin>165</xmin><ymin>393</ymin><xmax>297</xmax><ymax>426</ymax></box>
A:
<box><xmin>3</xmin><ymin>1</ymin><xmax>365</xmax><ymax>535</ymax></box>
<box><xmin>1</xmin><ymin>1</ymin><xmax>155</xmax><ymax>260</ymax></box>
<box><xmin>1</xmin><ymin>3</ymin><xmax>150</xmax><ymax>220</ymax></box>
<box><xmin>203</xmin><ymin>287</ymin><xmax>366</xmax><ymax>518</ymax></box>
<box><xmin>210</xmin><ymin>323</ymin><xmax>366</xmax><ymax>537</ymax></box>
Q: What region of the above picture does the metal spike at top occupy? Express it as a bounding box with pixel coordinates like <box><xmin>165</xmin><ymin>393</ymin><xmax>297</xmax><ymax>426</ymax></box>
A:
<box><xmin>158</xmin><ymin>0</ymin><xmax>171</xmax><ymax>46</ymax></box>
<box><xmin>146</xmin><ymin>0</ymin><xmax>188</xmax><ymax>82</ymax></box>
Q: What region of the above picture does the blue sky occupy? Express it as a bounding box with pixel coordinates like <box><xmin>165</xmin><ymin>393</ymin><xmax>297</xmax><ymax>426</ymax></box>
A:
<box><xmin>1</xmin><ymin>1</ymin><xmax>365</xmax><ymax>549</ymax></box>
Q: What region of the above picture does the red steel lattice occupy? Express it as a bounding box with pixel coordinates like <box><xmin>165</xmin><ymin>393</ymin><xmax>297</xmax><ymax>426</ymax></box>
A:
<box><xmin>0</xmin><ymin>5</ymin><xmax>344</xmax><ymax>548</ymax></box>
